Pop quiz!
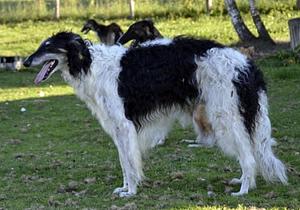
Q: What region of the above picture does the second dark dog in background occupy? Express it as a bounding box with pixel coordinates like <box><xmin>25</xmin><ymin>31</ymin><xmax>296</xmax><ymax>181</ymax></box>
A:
<box><xmin>118</xmin><ymin>20</ymin><xmax>163</xmax><ymax>47</ymax></box>
<box><xmin>81</xmin><ymin>19</ymin><xmax>123</xmax><ymax>45</ymax></box>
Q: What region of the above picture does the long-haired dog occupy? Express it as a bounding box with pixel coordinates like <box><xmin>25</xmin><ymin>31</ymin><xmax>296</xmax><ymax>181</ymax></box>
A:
<box><xmin>81</xmin><ymin>19</ymin><xmax>123</xmax><ymax>45</ymax></box>
<box><xmin>23</xmin><ymin>32</ymin><xmax>287</xmax><ymax>197</ymax></box>
<box><xmin>118</xmin><ymin>20</ymin><xmax>214</xmax><ymax>147</ymax></box>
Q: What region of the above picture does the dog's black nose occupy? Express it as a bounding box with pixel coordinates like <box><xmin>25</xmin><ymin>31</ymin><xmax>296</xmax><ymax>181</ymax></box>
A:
<box><xmin>23</xmin><ymin>57</ymin><xmax>32</xmax><ymax>67</ymax></box>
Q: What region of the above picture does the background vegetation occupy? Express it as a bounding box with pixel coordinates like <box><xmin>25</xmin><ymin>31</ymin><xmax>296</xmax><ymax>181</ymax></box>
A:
<box><xmin>0</xmin><ymin>0</ymin><xmax>297</xmax><ymax>23</ymax></box>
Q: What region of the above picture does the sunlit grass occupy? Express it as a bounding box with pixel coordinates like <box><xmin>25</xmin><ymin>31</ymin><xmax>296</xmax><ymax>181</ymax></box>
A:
<box><xmin>0</xmin><ymin>10</ymin><xmax>298</xmax><ymax>56</ymax></box>
<box><xmin>0</xmin><ymin>2</ymin><xmax>300</xmax><ymax>208</ymax></box>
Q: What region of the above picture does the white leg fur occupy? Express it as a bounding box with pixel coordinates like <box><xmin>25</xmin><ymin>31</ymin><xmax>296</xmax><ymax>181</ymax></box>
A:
<box><xmin>85</xmin><ymin>95</ymin><xmax>144</xmax><ymax>197</ymax></box>
<box><xmin>196</xmin><ymin>48</ymin><xmax>257</xmax><ymax>196</ymax></box>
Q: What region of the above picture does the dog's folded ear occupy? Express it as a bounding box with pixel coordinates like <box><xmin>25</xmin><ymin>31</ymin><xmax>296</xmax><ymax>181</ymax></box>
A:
<box><xmin>66</xmin><ymin>39</ymin><xmax>91</xmax><ymax>77</ymax></box>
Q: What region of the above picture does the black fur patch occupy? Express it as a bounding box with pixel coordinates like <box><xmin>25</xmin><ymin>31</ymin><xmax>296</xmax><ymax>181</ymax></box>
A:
<box><xmin>66</xmin><ymin>38</ymin><xmax>92</xmax><ymax>77</ymax></box>
<box><xmin>118</xmin><ymin>37</ymin><xmax>224</xmax><ymax>129</ymax></box>
<box><xmin>48</xmin><ymin>32</ymin><xmax>91</xmax><ymax>77</ymax></box>
<box><xmin>232</xmin><ymin>60</ymin><xmax>266</xmax><ymax>137</ymax></box>
<box><xmin>118</xmin><ymin>19</ymin><xmax>163</xmax><ymax>47</ymax></box>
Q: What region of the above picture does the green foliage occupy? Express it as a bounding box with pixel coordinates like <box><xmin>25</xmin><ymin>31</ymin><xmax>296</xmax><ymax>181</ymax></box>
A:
<box><xmin>0</xmin><ymin>9</ymin><xmax>295</xmax><ymax>56</ymax></box>
<box><xmin>272</xmin><ymin>46</ymin><xmax>300</xmax><ymax>67</ymax></box>
<box><xmin>0</xmin><ymin>0</ymin><xmax>297</xmax><ymax>23</ymax></box>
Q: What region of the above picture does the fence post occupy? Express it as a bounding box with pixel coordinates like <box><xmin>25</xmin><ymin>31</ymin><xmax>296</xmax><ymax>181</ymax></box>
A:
<box><xmin>288</xmin><ymin>18</ymin><xmax>300</xmax><ymax>49</ymax></box>
<box><xmin>297</xmin><ymin>0</ymin><xmax>300</xmax><ymax>9</ymax></box>
<box><xmin>129</xmin><ymin>0</ymin><xmax>135</xmax><ymax>19</ymax></box>
<box><xmin>205</xmin><ymin>0</ymin><xmax>213</xmax><ymax>14</ymax></box>
<box><xmin>55</xmin><ymin>0</ymin><xmax>60</xmax><ymax>19</ymax></box>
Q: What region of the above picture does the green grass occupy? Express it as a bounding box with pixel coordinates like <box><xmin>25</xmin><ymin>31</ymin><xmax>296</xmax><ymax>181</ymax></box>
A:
<box><xmin>0</xmin><ymin>0</ymin><xmax>297</xmax><ymax>24</ymax></box>
<box><xmin>0</xmin><ymin>57</ymin><xmax>300</xmax><ymax>209</ymax></box>
<box><xmin>1</xmin><ymin>6</ymin><xmax>300</xmax><ymax>209</ymax></box>
<box><xmin>0</xmin><ymin>9</ymin><xmax>298</xmax><ymax>56</ymax></box>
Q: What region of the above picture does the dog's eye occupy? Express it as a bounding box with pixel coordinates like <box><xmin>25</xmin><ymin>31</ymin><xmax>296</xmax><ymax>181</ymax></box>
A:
<box><xmin>44</xmin><ymin>41</ymin><xmax>51</xmax><ymax>47</ymax></box>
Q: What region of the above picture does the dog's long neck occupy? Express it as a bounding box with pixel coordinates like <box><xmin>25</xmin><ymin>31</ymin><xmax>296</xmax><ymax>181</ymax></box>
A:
<box><xmin>63</xmin><ymin>44</ymin><xmax>127</xmax><ymax>100</ymax></box>
<box><xmin>91</xmin><ymin>23</ymin><xmax>112</xmax><ymax>43</ymax></box>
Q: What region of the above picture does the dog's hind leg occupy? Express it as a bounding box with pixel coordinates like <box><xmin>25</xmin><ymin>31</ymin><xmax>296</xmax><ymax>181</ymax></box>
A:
<box><xmin>99</xmin><ymin>97</ymin><xmax>144</xmax><ymax>197</ymax></box>
<box><xmin>182</xmin><ymin>103</ymin><xmax>215</xmax><ymax>148</ymax></box>
<box><xmin>211</xmin><ymin>114</ymin><xmax>257</xmax><ymax>196</ymax></box>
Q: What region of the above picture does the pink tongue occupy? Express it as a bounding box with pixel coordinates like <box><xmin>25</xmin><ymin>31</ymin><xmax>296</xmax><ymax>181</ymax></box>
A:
<box><xmin>34</xmin><ymin>61</ymin><xmax>53</xmax><ymax>85</ymax></box>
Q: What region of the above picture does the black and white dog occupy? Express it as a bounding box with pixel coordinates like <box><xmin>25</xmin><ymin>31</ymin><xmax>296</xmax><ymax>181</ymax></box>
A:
<box><xmin>23</xmin><ymin>32</ymin><xmax>287</xmax><ymax>197</ymax></box>
<box><xmin>118</xmin><ymin>20</ymin><xmax>213</xmax><ymax>147</ymax></box>
<box><xmin>81</xmin><ymin>19</ymin><xmax>123</xmax><ymax>45</ymax></box>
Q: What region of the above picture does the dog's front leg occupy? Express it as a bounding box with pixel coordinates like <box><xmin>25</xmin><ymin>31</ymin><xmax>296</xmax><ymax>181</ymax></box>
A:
<box><xmin>101</xmin><ymin>97</ymin><xmax>144</xmax><ymax>197</ymax></box>
<box><xmin>112</xmin><ymin>151</ymin><xmax>128</xmax><ymax>194</ymax></box>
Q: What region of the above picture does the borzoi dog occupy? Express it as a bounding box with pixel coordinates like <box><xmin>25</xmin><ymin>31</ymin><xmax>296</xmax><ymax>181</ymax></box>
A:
<box><xmin>81</xmin><ymin>19</ymin><xmax>123</xmax><ymax>45</ymax></box>
<box><xmin>118</xmin><ymin>19</ymin><xmax>163</xmax><ymax>47</ymax></box>
<box><xmin>23</xmin><ymin>32</ymin><xmax>287</xmax><ymax>197</ymax></box>
<box><xmin>119</xmin><ymin>20</ymin><xmax>213</xmax><ymax>147</ymax></box>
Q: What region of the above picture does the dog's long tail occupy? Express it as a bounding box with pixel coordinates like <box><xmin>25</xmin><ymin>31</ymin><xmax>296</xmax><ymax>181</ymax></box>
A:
<box><xmin>253</xmin><ymin>91</ymin><xmax>288</xmax><ymax>184</ymax></box>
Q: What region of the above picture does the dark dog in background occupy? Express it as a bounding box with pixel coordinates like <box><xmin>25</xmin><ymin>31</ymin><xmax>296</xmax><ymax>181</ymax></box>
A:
<box><xmin>118</xmin><ymin>19</ymin><xmax>163</xmax><ymax>47</ymax></box>
<box><xmin>81</xmin><ymin>19</ymin><xmax>123</xmax><ymax>45</ymax></box>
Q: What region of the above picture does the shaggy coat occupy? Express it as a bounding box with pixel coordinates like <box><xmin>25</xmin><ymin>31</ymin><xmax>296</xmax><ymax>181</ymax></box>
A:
<box><xmin>23</xmin><ymin>32</ymin><xmax>287</xmax><ymax>197</ymax></box>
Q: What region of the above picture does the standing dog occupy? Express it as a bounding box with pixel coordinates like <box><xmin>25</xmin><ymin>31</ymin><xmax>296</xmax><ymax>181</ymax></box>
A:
<box><xmin>119</xmin><ymin>20</ymin><xmax>214</xmax><ymax>147</ymax></box>
<box><xmin>118</xmin><ymin>20</ymin><xmax>215</xmax><ymax>147</ymax></box>
<box><xmin>118</xmin><ymin>19</ymin><xmax>163</xmax><ymax>47</ymax></box>
<box><xmin>24</xmin><ymin>32</ymin><xmax>287</xmax><ymax>197</ymax></box>
<box><xmin>81</xmin><ymin>19</ymin><xmax>123</xmax><ymax>45</ymax></box>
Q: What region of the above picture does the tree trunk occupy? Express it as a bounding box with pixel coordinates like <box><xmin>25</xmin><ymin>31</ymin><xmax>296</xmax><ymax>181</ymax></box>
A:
<box><xmin>288</xmin><ymin>18</ymin><xmax>300</xmax><ymax>49</ymax></box>
<box><xmin>297</xmin><ymin>0</ymin><xmax>300</xmax><ymax>10</ymax></box>
<box><xmin>129</xmin><ymin>0</ymin><xmax>135</xmax><ymax>19</ymax></box>
<box><xmin>37</xmin><ymin>0</ymin><xmax>42</xmax><ymax>16</ymax></box>
<box><xmin>224</xmin><ymin>0</ymin><xmax>256</xmax><ymax>42</ymax></box>
<box><xmin>205</xmin><ymin>0</ymin><xmax>213</xmax><ymax>14</ymax></box>
<box><xmin>55</xmin><ymin>0</ymin><xmax>60</xmax><ymax>19</ymax></box>
<box><xmin>249</xmin><ymin>0</ymin><xmax>275</xmax><ymax>44</ymax></box>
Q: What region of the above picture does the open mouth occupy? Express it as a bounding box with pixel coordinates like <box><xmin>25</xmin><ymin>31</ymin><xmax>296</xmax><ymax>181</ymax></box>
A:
<box><xmin>34</xmin><ymin>59</ymin><xmax>58</xmax><ymax>85</ymax></box>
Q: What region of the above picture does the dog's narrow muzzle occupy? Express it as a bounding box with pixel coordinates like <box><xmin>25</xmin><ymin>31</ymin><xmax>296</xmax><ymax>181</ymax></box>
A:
<box><xmin>117</xmin><ymin>35</ymin><xmax>128</xmax><ymax>45</ymax></box>
<box><xmin>23</xmin><ymin>56</ymin><xmax>32</xmax><ymax>67</ymax></box>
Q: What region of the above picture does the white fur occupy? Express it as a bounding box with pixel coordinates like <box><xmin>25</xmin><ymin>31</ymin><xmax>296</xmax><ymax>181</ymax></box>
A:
<box><xmin>41</xmin><ymin>42</ymin><xmax>286</xmax><ymax>197</ymax></box>
<box><xmin>195</xmin><ymin>47</ymin><xmax>287</xmax><ymax>195</ymax></box>
<box><xmin>141</xmin><ymin>38</ymin><xmax>172</xmax><ymax>47</ymax></box>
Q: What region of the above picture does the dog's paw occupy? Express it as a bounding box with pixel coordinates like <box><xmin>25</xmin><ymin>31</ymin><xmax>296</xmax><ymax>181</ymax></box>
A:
<box><xmin>119</xmin><ymin>191</ymin><xmax>135</xmax><ymax>198</ymax></box>
<box><xmin>156</xmin><ymin>138</ymin><xmax>166</xmax><ymax>145</ymax></box>
<box><xmin>231</xmin><ymin>191</ymin><xmax>248</xmax><ymax>196</ymax></box>
<box><xmin>187</xmin><ymin>143</ymin><xmax>203</xmax><ymax>148</ymax></box>
<box><xmin>181</xmin><ymin>139</ymin><xmax>196</xmax><ymax>144</ymax></box>
<box><xmin>229</xmin><ymin>178</ymin><xmax>242</xmax><ymax>185</ymax></box>
<box><xmin>113</xmin><ymin>187</ymin><xmax>128</xmax><ymax>195</ymax></box>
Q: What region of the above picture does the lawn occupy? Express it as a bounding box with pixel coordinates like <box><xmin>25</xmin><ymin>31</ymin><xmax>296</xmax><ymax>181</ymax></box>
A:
<box><xmin>0</xmin><ymin>11</ymin><xmax>300</xmax><ymax>210</ymax></box>
<box><xmin>0</xmin><ymin>9</ymin><xmax>298</xmax><ymax>56</ymax></box>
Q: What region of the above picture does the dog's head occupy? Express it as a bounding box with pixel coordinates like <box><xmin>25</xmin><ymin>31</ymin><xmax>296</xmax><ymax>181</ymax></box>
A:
<box><xmin>118</xmin><ymin>19</ymin><xmax>162</xmax><ymax>45</ymax></box>
<box><xmin>23</xmin><ymin>32</ymin><xmax>91</xmax><ymax>84</ymax></box>
<box><xmin>81</xmin><ymin>19</ymin><xmax>98</xmax><ymax>34</ymax></box>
